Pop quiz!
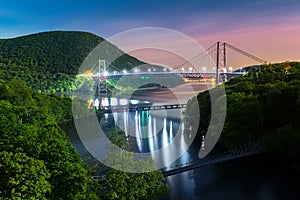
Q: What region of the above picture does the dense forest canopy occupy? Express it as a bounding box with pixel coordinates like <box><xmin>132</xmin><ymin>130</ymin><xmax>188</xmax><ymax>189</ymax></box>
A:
<box><xmin>0</xmin><ymin>31</ymin><xmax>145</xmax><ymax>93</ymax></box>
<box><xmin>0</xmin><ymin>81</ymin><xmax>91</xmax><ymax>199</ymax></box>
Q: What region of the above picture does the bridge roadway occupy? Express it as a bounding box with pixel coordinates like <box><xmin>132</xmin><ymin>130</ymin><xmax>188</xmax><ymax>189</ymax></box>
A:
<box><xmin>80</xmin><ymin>71</ymin><xmax>244</xmax><ymax>79</ymax></box>
<box><xmin>102</xmin><ymin>103</ymin><xmax>187</xmax><ymax>113</ymax></box>
<box><xmin>161</xmin><ymin>140</ymin><xmax>264</xmax><ymax>177</ymax></box>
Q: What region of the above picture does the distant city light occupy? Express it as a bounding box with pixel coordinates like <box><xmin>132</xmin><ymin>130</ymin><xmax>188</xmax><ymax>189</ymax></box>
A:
<box><xmin>202</xmin><ymin>66</ymin><xmax>207</xmax><ymax>72</ymax></box>
<box><xmin>229</xmin><ymin>66</ymin><xmax>233</xmax><ymax>72</ymax></box>
<box><xmin>189</xmin><ymin>67</ymin><xmax>193</xmax><ymax>71</ymax></box>
<box><xmin>181</xmin><ymin>67</ymin><xmax>184</xmax><ymax>71</ymax></box>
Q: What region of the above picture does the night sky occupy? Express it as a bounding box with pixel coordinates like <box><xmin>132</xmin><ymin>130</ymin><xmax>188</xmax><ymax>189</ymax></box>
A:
<box><xmin>1</xmin><ymin>0</ymin><xmax>300</xmax><ymax>67</ymax></box>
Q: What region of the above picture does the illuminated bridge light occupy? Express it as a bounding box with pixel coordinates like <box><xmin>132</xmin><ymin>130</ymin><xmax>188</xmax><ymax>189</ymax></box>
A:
<box><xmin>94</xmin><ymin>98</ymin><xmax>99</xmax><ymax>109</ymax></box>
<box><xmin>130</xmin><ymin>100</ymin><xmax>139</xmax><ymax>105</ymax></box>
<box><xmin>101</xmin><ymin>97</ymin><xmax>109</xmax><ymax>107</ymax></box>
<box><xmin>119</xmin><ymin>99</ymin><xmax>128</xmax><ymax>106</ymax></box>
<box><xmin>110</xmin><ymin>98</ymin><xmax>118</xmax><ymax>106</ymax></box>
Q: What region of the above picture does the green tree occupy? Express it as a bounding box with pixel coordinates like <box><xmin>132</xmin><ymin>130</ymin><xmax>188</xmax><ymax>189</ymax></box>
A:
<box><xmin>0</xmin><ymin>82</ymin><xmax>98</xmax><ymax>199</ymax></box>
<box><xmin>94</xmin><ymin>130</ymin><xmax>170</xmax><ymax>199</ymax></box>
<box><xmin>0</xmin><ymin>151</ymin><xmax>51</xmax><ymax>200</ymax></box>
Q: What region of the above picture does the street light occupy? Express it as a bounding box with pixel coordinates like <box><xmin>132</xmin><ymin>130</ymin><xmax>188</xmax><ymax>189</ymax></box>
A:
<box><xmin>228</xmin><ymin>66</ymin><xmax>233</xmax><ymax>72</ymax></box>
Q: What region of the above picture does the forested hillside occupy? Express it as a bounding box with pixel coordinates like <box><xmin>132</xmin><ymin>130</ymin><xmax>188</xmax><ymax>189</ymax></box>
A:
<box><xmin>185</xmin><ymin>62</ymin><xmax>300</xmax><ymax>169</ymax></box>
<box><xmin>0</xmin><ymin>81</ymin><xmax>96</xmax><ymax>199</ymax></box>
<box><xmin>0</xmin><ymin>31</ymin><xmax>144</xmax><ymax>92</ymax></box>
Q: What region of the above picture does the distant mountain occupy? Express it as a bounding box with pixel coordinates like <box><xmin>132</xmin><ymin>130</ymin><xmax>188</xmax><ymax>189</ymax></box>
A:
<box><xmin>0</xmin><ymin>31</ymin><xmax>146</xmax><ymax>92</ymax></box>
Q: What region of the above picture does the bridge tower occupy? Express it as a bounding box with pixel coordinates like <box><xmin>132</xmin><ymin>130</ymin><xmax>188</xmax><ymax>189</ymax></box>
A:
<box><xmin>216</xmin><ymin>42</ymin><xmax>227</xmax><ymax>85</ymax></box>
<box><xmin>97</xmin><ymin>59</ymin><xmax>107</xmax><ymax>97</ymax></box>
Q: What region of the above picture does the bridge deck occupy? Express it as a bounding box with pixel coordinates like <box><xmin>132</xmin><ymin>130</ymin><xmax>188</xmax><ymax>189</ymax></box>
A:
<box><xmin>101</xmin><ymin>104</ymin><xmax>187</xmax><ymax>113</ymax></box>
<box><xmin>162</xmin><ymin>140</ymin><xmax>264</xmax><ymax>177</ymax></box>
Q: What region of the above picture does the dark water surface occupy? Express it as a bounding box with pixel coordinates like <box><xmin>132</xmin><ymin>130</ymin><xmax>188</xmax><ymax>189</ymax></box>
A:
<box><xmin>64</xmin><ymin>108</ymin><xmax>299</xmax><ymax>200</ymax></box>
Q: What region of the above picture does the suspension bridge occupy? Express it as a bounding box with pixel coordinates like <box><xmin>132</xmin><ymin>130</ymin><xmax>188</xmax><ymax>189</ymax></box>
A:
<box><xmin>172</xmin><ymin>41</ymin><xmax>267</xmax><ymax>84</ymax></box>
<box><xmin>161</xmin><ymin>139</ymin><xmax>264</xmax><ymax>177</ymax></box>
<box><xmin>79</xmin><ymin>41</ymin><xmax>267</xmax><ymax>96</ymax></box>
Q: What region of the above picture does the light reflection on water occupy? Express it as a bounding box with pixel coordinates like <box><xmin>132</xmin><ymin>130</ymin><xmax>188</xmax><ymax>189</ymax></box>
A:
<box><xmin>102</xmin><ymin>109</ymin><xmax>187</xmax><ymax>155</ymax></box>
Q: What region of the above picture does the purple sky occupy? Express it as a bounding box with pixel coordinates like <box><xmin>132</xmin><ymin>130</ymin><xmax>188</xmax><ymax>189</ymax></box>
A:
<box><xmin>1</xmin><ymin>0</ymin><xmax>299</xmax><ymax>68</ymax></box>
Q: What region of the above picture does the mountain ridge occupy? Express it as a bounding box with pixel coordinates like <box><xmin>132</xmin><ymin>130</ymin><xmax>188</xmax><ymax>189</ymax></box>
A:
<box><xmin>0</xmin><ymin>30</ymin><xmax>145</xmax><ymax>92</ymax></box>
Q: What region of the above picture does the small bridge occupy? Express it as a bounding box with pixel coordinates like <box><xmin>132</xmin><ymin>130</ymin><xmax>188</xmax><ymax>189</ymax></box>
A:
<box><xmin>101</xmin><ymin>103</ymin><xmax>187</xmax><ymax>113</ymax></box>
<box><xmin>161</xmin><ymin>139</ymin><xmax>264</xmax><ymax>177</ymax></box>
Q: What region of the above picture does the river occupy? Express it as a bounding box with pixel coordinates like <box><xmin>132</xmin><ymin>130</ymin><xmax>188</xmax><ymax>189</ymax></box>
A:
<box><xmin>65</xmin><ymin>84</ymin><xmax>299</xmax><ymax>199</ymax></box>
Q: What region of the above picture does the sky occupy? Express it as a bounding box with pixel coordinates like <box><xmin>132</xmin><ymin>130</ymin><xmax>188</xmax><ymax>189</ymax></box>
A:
<box><xmin>1</xmin><ymin>0</ymin><xmax>300</xmax><ymax>69</ymax></box>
